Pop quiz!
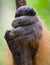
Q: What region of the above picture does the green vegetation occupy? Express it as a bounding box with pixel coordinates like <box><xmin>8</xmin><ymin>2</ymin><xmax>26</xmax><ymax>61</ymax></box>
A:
<box><xmin>0</xmin><ymin>0</ymin><xmax>50</xmax><ymax>65</ymax></box>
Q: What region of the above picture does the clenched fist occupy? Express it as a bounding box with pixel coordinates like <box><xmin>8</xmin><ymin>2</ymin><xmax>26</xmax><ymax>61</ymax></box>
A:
<box><xmin>5</xmin><ymin>6</ymin><xmax>42</xmax><ymax>65</ymax></box>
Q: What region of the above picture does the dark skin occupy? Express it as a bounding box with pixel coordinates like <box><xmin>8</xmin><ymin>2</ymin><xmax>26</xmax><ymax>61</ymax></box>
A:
<box><xmin>5</xmin><ymin>6</ymin><xmax>42</xmax><ymax>65</ymax></box>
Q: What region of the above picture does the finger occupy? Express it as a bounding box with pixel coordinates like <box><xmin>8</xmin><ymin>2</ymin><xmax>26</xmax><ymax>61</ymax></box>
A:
<box><xmin>5</xmin><ymin>24</ymin><xmax>34</xmax><ymax>41</ymax></box>
<box><xmin>5</xmin><ymin>30</ymin><xmax>39</xmax><ymax>61</ymax></box>
<box><xmin>5</xmin><ymin>33</ymin><xmax>34</xmax><ymax>65</ymax></box>
<box><xmin>5</xmin><ymin>31</ymin><xmax>37</xmax><ymax>56</ymax></box>
<box><xmin>15</xmin><ymin>6</ymin><xmax>36</xmax><ymax>17</ymax></box>
<box><xmin>12</xmin><ymin>16</ymin><xmax>35</xmax><ymax>28</ymax></box>
<box><xmin>5</xmin><ymin>21</ymin><xmax>42</xmax><ymax>42</ymax></box>
<box><xmin>4</xmin><ymin>31</ymin><xmax>37</xmax><ymax>65</ymax></box>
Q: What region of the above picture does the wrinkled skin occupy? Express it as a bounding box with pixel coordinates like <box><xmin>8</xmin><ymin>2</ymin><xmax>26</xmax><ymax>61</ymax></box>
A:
<box><xmin>4</xmin><ymin>6</ymin><xmax>50</xmax><ymax>65</ymax></box>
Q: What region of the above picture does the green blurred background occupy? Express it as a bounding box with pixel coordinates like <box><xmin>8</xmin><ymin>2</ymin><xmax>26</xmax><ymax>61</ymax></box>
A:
<box><xmin>0</xmin><ymin>0</ymin><xmax>50</xmax><ymax>65</ymax></box>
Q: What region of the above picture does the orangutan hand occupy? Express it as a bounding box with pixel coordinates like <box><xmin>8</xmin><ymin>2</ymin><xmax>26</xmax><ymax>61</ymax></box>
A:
<box><xmin>4</xmin><ymin>6</ymin><xmax>42</xmax><ymax>65</ymax></box>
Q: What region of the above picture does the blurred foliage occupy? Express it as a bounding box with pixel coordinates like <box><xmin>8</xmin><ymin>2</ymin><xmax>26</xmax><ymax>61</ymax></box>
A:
<box><xmin>0</xmin><ymin>0</ymin><xmax>50</xmax><ymax>65</ymax></box>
